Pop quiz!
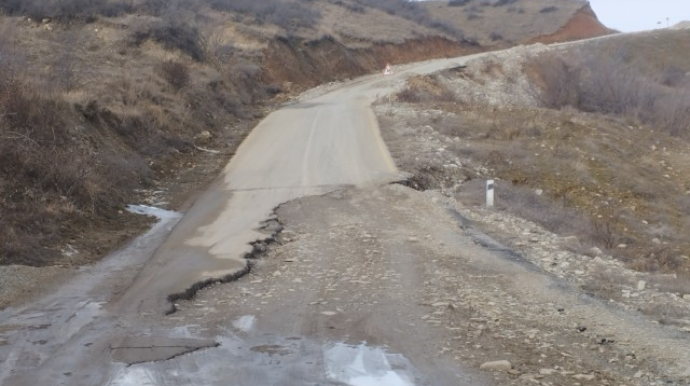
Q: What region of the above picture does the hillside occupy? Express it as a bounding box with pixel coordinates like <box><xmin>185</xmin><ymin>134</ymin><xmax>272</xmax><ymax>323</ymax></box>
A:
<box><xmin>423</xmin><ymin>0</ymin><xmax>612</xmax><ymax>45</ymax></box>
<box><xmin>381</xmin><ymin>28</ymin><xmax>690</xmax><ymax>290</ymax></box>
<box><xmin>0</xmin><ymin>0</ymin><xmax>611</xmax><ymax>307</ymax></box>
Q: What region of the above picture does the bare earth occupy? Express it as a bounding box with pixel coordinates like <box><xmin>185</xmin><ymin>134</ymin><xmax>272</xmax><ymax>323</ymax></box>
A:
<box><xmin>0</xmin><ymin>39</ymin><xmax>689</xmax><ymax>386</ymax></box>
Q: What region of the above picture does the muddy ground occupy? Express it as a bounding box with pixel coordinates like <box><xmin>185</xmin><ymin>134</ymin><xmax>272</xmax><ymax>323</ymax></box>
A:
<box><xmin>162</xmin><ymin>184</ymin><xmax>690</xmax><ymax>385</ymax></box>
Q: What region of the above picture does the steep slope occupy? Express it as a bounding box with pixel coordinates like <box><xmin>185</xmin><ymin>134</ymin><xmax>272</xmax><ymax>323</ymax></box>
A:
<box><xmin>529</xmin><ymin>3</ymin><xmax>614</xmax><ymax>43</ymax></box>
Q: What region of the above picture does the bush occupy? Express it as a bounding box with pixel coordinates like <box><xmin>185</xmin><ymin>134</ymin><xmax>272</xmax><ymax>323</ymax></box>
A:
<box><xmin>466</xmin><ymin>12</ymin><xmax>481</xmax><ymax>21</ymax></box>
<box><xmin>158</xmin><ymin>60</ymin><xmax>190</xmax><ymax>90</ymax></box>
<box><xmin>448</xmin><ymin>0</ymin><xmax>471</xmax><ymax>6</ymax></box>
<box><xmin>493</xmin><ymin>0</ymin><xmax>518</xmax><ymax>6</ymax></box>
<box><xmin>130</xmin><ymin>21</ymin><xmax>206</xmax><ymax>61</ymax></box>
<box><xmin>0</xmin><ymin>0</ymin><xmax>135</xmax><ymax>23</ymax></box>
<box><xmin>507</xmin><ymin>5</ymin><xmax>524</xmax><ymax>13</ymax></box>
<box><xmin>488</xmin><ymin>32</ymin><xmax>503</xmax><ymax>41</ymax></box>
<box><xmin>528</xmin><ymin>53</ymin><xmax>581</xmax><ymax>109</ymax></box>
<box><xmin>539</xmin><ymin>6</ymin><xmax>558</xmax><ymax>13</ymax></box>
<box><xmin>209</xmin><ymin>0</ymin><xmax>321</xmax><ymax>31</ymax></box>
<box><xmin>355</xmin><ymin>0</ymin><xmax>466</xmax><ymax>39</ymax></box>
<box><xmin>529</xmin><ymin>50</ymin><xmax>690</xmax><ymax>138</ymax></box>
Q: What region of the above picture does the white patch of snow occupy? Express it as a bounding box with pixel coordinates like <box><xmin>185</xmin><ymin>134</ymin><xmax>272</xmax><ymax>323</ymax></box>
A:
<box><xmin>126</xmin><ymin>205</ymin><xmax>179</xmax><ymax>221</ymax></box>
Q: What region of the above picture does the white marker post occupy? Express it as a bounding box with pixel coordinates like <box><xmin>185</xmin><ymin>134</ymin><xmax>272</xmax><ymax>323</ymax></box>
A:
<box><xmin>486</xmin><ymin>179</ymin><xmax>495</xmax><ymax>207</ymax></box>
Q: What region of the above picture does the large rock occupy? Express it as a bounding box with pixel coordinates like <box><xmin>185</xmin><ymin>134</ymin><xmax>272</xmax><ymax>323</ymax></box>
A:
<box><xmin>480</xmin><ymin>360</ymin><xmax>512</xmax><ymax>371</ymax></box>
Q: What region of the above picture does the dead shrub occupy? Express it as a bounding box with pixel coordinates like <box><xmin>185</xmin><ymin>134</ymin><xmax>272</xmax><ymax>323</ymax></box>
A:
<box><xmin>528</xmin><ymin>50</ymin><xmax>690</xmax><ymax>138</ymax></box>
<box><xmin>209</xmin><ymin>0</ymin><xmax>321</xmax><ymax>31</ymax></box>
<box><xmin>130</xmin><ymin>21</ymin><xmax>206</xmax><ymax>61</ymax></box>
<box><xmin>395</xmin><ymin>75</ymin><xmax>456</xmax><ymax>103</ymax></box>
<box><xmin>527</xmin><ymin>53</ymin><xmax>581</xmax><ymax>109</ymax></box>
<box><xmin>158</xmin><ymin>60</ymin><xmax>190</xmax><ymax>91</ymax></box>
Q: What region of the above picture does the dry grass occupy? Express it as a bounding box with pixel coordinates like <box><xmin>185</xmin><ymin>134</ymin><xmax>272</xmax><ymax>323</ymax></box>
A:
<box><xmin>392</xmin><ymin>79</ymin><xmax>690</xmax><ymax>277</ymax></box>
<box><xmin>0</xmin><ymin>7</ymin><xmax>271</xmax><ymax>266</ymax></box>
<box><xmin>422</xmin><ymin>0</ymin><xmax>587</xmax><ymax>45</ymax></box>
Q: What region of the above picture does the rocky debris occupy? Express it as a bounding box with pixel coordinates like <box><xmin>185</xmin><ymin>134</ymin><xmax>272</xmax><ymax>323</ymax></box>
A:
<box><xmin>0</xmin><ymin>265</ymin><xmax>72</xmax><ymax>309</ymax></box>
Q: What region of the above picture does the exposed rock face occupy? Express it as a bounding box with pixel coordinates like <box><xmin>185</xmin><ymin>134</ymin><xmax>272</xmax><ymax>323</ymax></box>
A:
<box><xmin>261</xmin><ymin>36</ymin><xmax>479</xmax><ymax>91</ymax></box>
<box><xmin>530</xmin><ymin>4</ymin><xmax>614</xmax><ymax>44</ymax></box>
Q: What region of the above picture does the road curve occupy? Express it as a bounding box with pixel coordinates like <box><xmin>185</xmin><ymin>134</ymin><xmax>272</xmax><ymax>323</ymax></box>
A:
<box><xmin>0</xmin><ymin>52</ymin><xmax>480</xmax><ymax>386</ymax></box>
<box><xmin>111</xmin><ymin>55</ymin><xmax>480</xmax><ymax>316</ymax></box>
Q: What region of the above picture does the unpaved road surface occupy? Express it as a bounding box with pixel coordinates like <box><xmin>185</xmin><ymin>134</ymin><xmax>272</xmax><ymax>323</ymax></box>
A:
<box><xmin>0</xmin><ymin>54</ymin><xmax>480</xmax><ymax>385</ymax></box>
<box><xmin>1</xmin><ymin>38</ymin><xmax>689</xmax><ymax>386</ymax></box>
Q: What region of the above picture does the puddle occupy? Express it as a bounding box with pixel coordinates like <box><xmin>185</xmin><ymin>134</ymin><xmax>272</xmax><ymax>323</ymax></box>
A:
<box><xmin>324</xmin><ymin>343</ymin><xmax>415</xmax><ymax>386</ymax></box>
<box><xmin>108</xmin><ymin>367</ymin><xmax>159</xmax><ymax>386</ymax></box>
<box><xmin>107</xmin><ymin>335</ymin><xmax>419</xmax><ymax>386</ymax></box>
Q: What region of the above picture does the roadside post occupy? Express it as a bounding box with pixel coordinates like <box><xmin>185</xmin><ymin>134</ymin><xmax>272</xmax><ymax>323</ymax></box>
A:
<box><xmin>486</xmin><ymin>179</ymin><xmax>495</xmax><ymax>207</ymax></box>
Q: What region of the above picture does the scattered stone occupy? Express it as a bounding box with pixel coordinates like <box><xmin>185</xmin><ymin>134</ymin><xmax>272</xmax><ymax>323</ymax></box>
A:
<box><xmin>637</xmin><ymin>280</ymin><xmax>647</xmax><ymax>291</ymax></box>
<box><xmin>572</xmin><ymin>374</ymin><xmax>596</xmax><ymax>381</ymax></box>
<box><xmin>562</xmin><ymin>236</ymin><xmax>579</xmax><ymax>246</ymax></box>
<box><xmin>320</xmin><ymin>311</ymin><xmax>337</xmax><ymax>316</ymax></box>
<box><xmin>539</xmin><ymin>368</ymin><xmax>557</xmax><ymax>375</ymax></box>
<box><xmin>480</xmin><ymin>360</ymin><xmax>512</xmax><ymax>371</ymax></box>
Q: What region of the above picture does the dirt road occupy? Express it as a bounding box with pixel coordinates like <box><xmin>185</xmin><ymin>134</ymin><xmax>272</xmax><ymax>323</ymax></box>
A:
<box><xmin>0</xmin><ymin>55</ymin><xmax>478</xmax><ymax>385</ymax></box>
<box><xmin>1</xmin><ymin>38</ymin><xmax>688</xmax><ymax>386</ymax></box>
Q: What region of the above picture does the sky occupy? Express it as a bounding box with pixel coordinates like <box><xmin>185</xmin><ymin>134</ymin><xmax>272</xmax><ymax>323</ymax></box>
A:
<box><xmin>588</xmin><ymin>0</ymin><xmax>690</xmax><ymax>32</ymax></box>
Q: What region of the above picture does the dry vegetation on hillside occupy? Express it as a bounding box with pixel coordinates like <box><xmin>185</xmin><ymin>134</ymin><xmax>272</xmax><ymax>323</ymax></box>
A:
<box><xmin>385</xmin><ymin>30</ymin><xmax>690</xmax><ymax>278</ymax></box>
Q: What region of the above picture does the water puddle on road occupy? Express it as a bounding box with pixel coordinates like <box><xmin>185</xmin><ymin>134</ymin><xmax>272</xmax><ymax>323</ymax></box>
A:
<box><xmin>324</xmin><ymin>343</ymin><xmax>415</xmax><ymax>386</ymax></box>
<box><xmin>107</xmin><ymin>329</ymin><xmax>419</xmax><ymax>386</ymax></box>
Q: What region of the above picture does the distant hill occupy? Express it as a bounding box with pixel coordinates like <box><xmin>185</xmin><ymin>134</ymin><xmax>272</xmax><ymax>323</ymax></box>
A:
<box><xmin>422</xmin><ymin>0</ymin><xmax>613</xmax><ymax>45</ymax></box>
<box><xmin>672</xmin><ymin>21</ymin><xmax>690</xmax><ymax>30</ymax></box>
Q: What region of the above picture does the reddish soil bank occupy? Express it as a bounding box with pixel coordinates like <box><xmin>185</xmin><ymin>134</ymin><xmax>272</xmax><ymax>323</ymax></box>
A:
<box><xmin>530</xmin><ymin>4</ymin><xmax>615</xmax><ymax>44</ymax></box>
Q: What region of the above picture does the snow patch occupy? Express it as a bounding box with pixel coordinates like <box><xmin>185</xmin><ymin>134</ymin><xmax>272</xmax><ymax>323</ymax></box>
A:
<box><xmin>127</xmin><ymin>205</ymin><xmax>180</xmax><ymax>221</ymax></box>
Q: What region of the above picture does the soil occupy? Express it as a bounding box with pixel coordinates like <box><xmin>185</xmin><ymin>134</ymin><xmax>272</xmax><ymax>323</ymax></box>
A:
<box><xmin>529</xmin><ymin>4</ymin><xmax>615</xmax><ymax>44</ymax></box>
<box><xmin>168</xmin><ymin>184</ymin><xmax>690</xmax><ymax>385</ymax></box>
